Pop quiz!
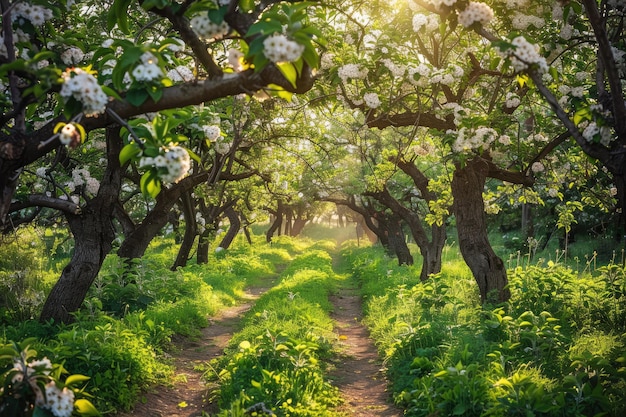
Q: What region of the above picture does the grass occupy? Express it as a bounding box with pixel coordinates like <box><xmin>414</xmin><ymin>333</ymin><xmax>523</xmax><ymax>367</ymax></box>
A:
<box><xmin>2</xmin><ymin>223</ymin><xmax>625</xmax><ymax>416</ymax></box>
<box><xmin>339</xmin><ymin>239</ymin><xmax>626</xmax><ymax>417</ymax></box>
<box><xmin>206</xmin><ymin>243</ymin><xmax>345</xmax><ymax>416</ymax></box>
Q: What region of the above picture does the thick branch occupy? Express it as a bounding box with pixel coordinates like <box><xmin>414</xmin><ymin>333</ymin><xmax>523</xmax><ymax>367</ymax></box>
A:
<box><xmin>9</xmin><ymin>194</ymin><xmax>81</xmax><ymax>215</ymax></box>
<box><xmin>366</xmin><ymin>111</ymin><xmax>454</xmax><ymax>130</ymax></box>
<box><xmin>582</xmin><ymin>0</ymin><xmax>626</xmax><ymax>136</ymax></box>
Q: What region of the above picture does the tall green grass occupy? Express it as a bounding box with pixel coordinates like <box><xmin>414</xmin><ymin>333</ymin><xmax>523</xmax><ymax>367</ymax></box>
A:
<box><xmin>340</xmin><ymin>241</ymin><xmax>626</xmax><ymax>417</ymax></box>
<box><xmin>206</xmin><ymin>245</ymin><xmax>344</xmax><ymax>416</ymax></box>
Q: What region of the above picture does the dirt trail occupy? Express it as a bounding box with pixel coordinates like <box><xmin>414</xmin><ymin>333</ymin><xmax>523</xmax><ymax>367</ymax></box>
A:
<box><xmin>115</xmin><ymin>277</ymin><xmax>401</xmax><ymax>416</ymax></box>
<box><xmin>329</xmin><ymin>286</ymin><xmax>404</xmax><ymax>417</ymax></box>
<box><xmin>115</xmin><ymin>285</ymin><xmax>268</xmax><ymax>417</ymax></box>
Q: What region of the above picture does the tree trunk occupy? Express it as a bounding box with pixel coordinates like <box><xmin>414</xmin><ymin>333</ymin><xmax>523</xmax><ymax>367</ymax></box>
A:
<box><xmin>290</xmin><ymin>217</ymin><xmax>308</xmax><ymax>237</ymax></box>
<box><xmin>386</xmin><ymin>214</ymin><xmax>414</xmax><ymax>266</ymax></box>
<box><xmin>452</xmin><ymin>158</ymin><xmax>510</xmax><ymax>303</ymax></box>
<box><xmin>197</xmin><ymin>228</ymin><xmax>212</xmax><ymax>264</ymax></box>
<box><xmin>218</xmin><ymin>206</ymin><xmax>240</xmax><ymax>250</ymax></box>
<box><xmin>171</xmin><ymin>191</ymin><xmax>196</xmax><ymax>270</ymax></box>
<box><xmin>369</xmin><ymin>186</ymin><xmax>445</xmax><ymax>281</ymax></box>
<box><xmin>266</xmin><ymin>201</ymin><xmax>284</xmax><ymax>242</ymax></box>
<box><xmin>420</xmin><ymin>228</ymin><xmax>446</xmax><ymax>281</ymax></box>
<box><xmin>117</xmin><ymin>172</ymin><xmax>207</xmax><ymax>259</ymax></box>
<box><xmin>39</xmin><ymin>127</ymin><xmax>122</xmax><ymax>323</ymax></box>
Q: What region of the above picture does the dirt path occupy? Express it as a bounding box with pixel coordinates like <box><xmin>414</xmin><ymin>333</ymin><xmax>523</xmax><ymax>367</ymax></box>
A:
<box><xmin>329</xmin><ymin>286</ymin><xmax>404</xmax><ymax>417</ymax></box>
<box><xmin>115</xmin><ymin>278</ymin><xmax>401</xmax><ymax>416</ymax></box>
<box><xmin>115</xmin><ymin>285</ymin><xmax>269</xmax><ymax>417</ymax></box>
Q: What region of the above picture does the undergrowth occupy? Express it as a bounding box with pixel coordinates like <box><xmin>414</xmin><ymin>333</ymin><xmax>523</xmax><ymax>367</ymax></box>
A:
<box><xmin>340</xmin><ymin>240</ymin><xmax>626</xmax><ymax>417</ymax></box>
<box><xmin>205</xmin><ymin>245</ymin><xmax>344</xmax><ymax>417</ymax></box>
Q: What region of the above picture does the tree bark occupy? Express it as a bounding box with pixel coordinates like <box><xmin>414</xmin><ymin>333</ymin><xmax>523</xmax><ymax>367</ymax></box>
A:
<box><xmin>117</xmin><ymin>172</ymin><xmax>207</xmax><ymax>259</ymax></box>
<box><xmin>218</xmin><ymin>206</ymin><xmax>241</xmax><ymax>250</ymax></box>
<box><xmin>39</xmin><ymin>127</ymin><xmax>122</xmax><ymax>323</ymax></box>
<box><xmin>290</xmin><ymin>218</ymin><xmax>308</xmax><ymax>237</ymax></box>
<box><xmin>452</xmin><ymin>158</ymin><xmax>510</xmax><ymax>303</ymax></box>
<box><xmin>369</xmin><ymin>186</ymin><xmax>446</xmax><ymax>280</ymax></box>
<box><xmin>265</xmin><ymin>200</ymin><xmax>284</xmax><ymax>242</ymax></box>
<box><xmin>385</xmin><ymin>214</ymin><xmax>414</xmax><ymax>266</ymax></box>
<box><xmin>171</xmin><ymin>190</ymin><xmax>196</xmax><ymax>270</ymax></box>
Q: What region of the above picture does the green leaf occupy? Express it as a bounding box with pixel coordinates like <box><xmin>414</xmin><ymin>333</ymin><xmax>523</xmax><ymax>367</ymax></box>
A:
<box><xmin>65</xmin><ymin>374</ymin><xmax>91</xmax><ymax>387</ymax></box>
<box><xmin>119</xmin><ymin>142</ymin><xmax>140</xmax><ymax>165</ymax></box>
<box><xmin>107</xmin><ymin>0</ymin><xmax>133</xmax><ymax>33</ymax></box>
<box><xmin>146</xmin><ymin>86</ymin><xmax>163</xmax><ymax>103</ymax></box>
<box><xmin>126</xmin><ymin>89</ymin><xmax>150</xmax><ymax>107</ymax></box>
<box><xmin>73</xmin><ymin>398</ymin><xmax>100</xmax><ymax>416</ymax></box>
<box><xmin>276</xmin><ymin>62</ymin><xmax>298</xmax><ymax>89</ymax></box>
<box><xmin>239</xmin><ymin>0</ymin><xmax>255</xmax><ymax>12</ymax></box>
<box><xmin>187</xmin><ymin>148</ymin><xmax>202</xmax><ymax>164</ymax></box>
<box><xmin>100</xmin><ymin>85</ymin><xmax>122</xmax><ymax>101</ymax></box>
<box><xmin>453</xmin><ymin>403</ymin><xmax>467</xmax><ymax>415</ymax></box>
<box><xmin>140</xmin><ymin>171</ymin><xmax>161</xmax><ymax>198</ymax></box>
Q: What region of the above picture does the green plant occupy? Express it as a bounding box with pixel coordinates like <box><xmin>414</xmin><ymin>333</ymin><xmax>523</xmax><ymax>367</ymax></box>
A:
<box><xmin>0</xmin><ymin>339</ymin><xmax>99</xmax><ymax>417</ymax></box>
<box><xmin>215</xmin><ymin>331</ymin><xmax>340</xmax><ymax>416</ymax></box>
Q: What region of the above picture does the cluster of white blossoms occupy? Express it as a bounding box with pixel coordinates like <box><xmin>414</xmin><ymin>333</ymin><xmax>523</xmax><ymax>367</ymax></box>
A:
<box><xmin>11</xmin><ymin>358</ymin><xmax>75</xmax><ymax>417</ymax></box>
<box><xmin>61</xmin><ymin>47</ymin><xmax>85</xmax><ymax>65</ymax></box>
<box><xmin>195</xmin><ymin>212</ymin><xmax>206</xmax><ymax>233</ymax></box>
<box><xmin>263</xmin><ymin>33</ymin><xmax>305</xmax><ymax>63</ymax></box>
<box><xmin>412</xmin><ymin>13</ymin><xmax>439</xmax><ymax>32</ymax></box>
<box><xmin>12</xmin><ymin>2</ymin><xmax>53</xmax><ymax>27</ymax></box>
<box><xmin>408</xmin><ymin>63</ymin><xmax>433</xmax><ymax>87</ymax></box>
<box><xmin>505</xmin><ymin>92</ymin><xmax>521</xmax><ymax>108</ymax></box>
<box><xmin>227</xmin><ymin>48</ymin><xmax>245</xmax><ymax>71</ymax></box>
<box><xmin>441</xmin><ymin>102</ymin><xmax>470</xmax><ymax>124</ymax></box>
<box><xmin>214</xmin><ymin>137</ymin><xmax>232</xmax><ymax>154</ymax></box>
<box><xmin>531</xmin><ymin>161</ymin><xmax>545</xmax><ymax>173</ymax></box>
<box><xmin>363</xmin><ymin>92</ymin><xmax>381</xmax><ymax>109</ymax></box>
<box><xmin>511</xmin><ymin>12</ymin><xmax>545</xmax><ymax>30</ymax></box>
<box><xmin>381</xmin><ymin>58</ymin><xmax>406</xmax><ymax>78</ymax></box>
<box><xmin>425</xmin><ymin>0</ymin><xmax>459</xmax><ymax>9</ymax></box>
<box><xmin>457</xmin><ymin>2</ymin><xmax>495</xmax><ymax>28</ymax></box>
<box><xmin>190</xmin><ymin>14</ymin><xmax>229</xmax><ymax>41</ymax></box>
<box><xmin>60</xmin><ymin>68</ymin><xmax>108</xmax><ymax>116</ymax></box>
<box><xmin>67</xmin><ymin>168</ymin><xmax>100</xmax><ymax>195</ymax></box>
<box><xmin>167</xmin><ymin>65</ymin><xmax>195</xmax><ymax>82</ymax></box>
<box><xmin>204</xmin><ymin>125</ymin><xmax>221</xmax><ymax>141</ymax></box>
<box><xmin>139</xmin><ymin>144</ymin><xmax>191</xmax><ymax>184</ymax></box>
<box><xmin>582</xmin><ymin>122</ymin><xmax>613</xmax><ymax>147</ymax></box>
<box><xmin>450</xmin><ymin>126</ymin><xmax>498</xmax><ymax>153</ymax></box>
<box><xmin>338</xmin><ymin>63</ymin><xmax>369</xmax><ymax>82</ymax></box>
<box><xmin>504</xmin><ymin>36</ymin><xmax>549</xmax><ymax>74</ymax></box>
<box><xmin>132</xmin><ymin>52</ymin><xmax>163</xmax><ymax>83</ymax></box>
<box><xmin>43</xmin><ymin>381</ymin><xmax>75</xmax><ymax>417</ymax></box>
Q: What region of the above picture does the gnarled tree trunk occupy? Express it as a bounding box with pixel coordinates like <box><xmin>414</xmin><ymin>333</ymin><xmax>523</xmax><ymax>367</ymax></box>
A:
<box><xmin>39</xmin><ymin>127</ymin><xmax>122</xmax><ymax>323</ymax></box>
<box><xmin>218</xmin><ymin>205</ymin><xmax>241</xmax><ymax>250</ymax></box>
<box><xmin>117</xmin><ymin>172</ymin><xmax>207</xmax><ymax>259</ymax></box>
<box><xmin>171</xmin><ymin>190</ymin><xmax>196</xmax><ymax>270</ymax></box>
<box><xmin>452</xmin><ymin>158</ymin><xmax>510</xmax><ymax>303</ymax></box>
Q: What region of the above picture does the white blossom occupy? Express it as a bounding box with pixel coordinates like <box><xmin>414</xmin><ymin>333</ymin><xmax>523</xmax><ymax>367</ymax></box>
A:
<box><xmin>263</xmin><ymin>34</ymin><xmax>305</xmax><ymax>63</ymax></box>
<box><xmin>190</xmin><ymin>14</ymin><xmax>229</xmax><ymax>40</ymax></box>
<box><xmin>59</xmin><ymin>68</ymin><xmax>108</xmax><ymax>116</ymax></box>
<box><xmin>458</xmin><ymin>2</ymin><xmax>494</xmax><ymax>28</ymax></box>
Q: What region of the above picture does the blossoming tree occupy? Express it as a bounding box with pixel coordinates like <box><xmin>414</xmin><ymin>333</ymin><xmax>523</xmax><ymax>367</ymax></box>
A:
<box><xmin>0</xmin><ymin>0</ymin><xmax>322</xmax><ymax>323</ymax></box>
<box><xmin>310</xmin><ymin>0</ymin><xmax>622</xmax><ymax>302</ymax></box>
